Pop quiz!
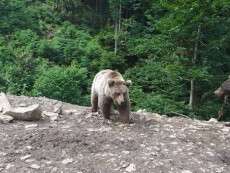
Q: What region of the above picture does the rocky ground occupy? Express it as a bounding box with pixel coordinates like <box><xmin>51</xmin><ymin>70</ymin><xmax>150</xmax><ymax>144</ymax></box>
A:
<box><xmin>0</xmin><ymin>95</ymin><xmax>230</xmax><ymax>173</ymax></box>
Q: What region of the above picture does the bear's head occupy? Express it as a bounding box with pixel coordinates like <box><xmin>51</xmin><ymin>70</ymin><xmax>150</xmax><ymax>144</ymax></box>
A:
<box><xmin>108</xmin><ymin>79</ymin><xmax>131</xmax><ymax>105</ymax></box>
<box><xmin>214</xmin><ymin>87</ymin><xmax>224</xmax><ymax>98</ymax></box>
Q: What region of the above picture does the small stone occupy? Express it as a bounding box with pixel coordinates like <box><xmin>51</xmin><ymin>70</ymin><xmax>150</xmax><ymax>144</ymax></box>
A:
<box><xmin>122</xmin><ymin>151</ymin><xmax>130</xmax><ymax>155</ymax></box>
<box><xmin>85</xmin><ymin>113</ymin><xmax>92</xmax><ymax>119</ymax></box>
<box><xmin>15</xmin><ymin>149</ymin><xmax>23</xmax><ymax>154</ymax></box>
<box><xmin>181</xmin><ymin>170</ymin><xmax>193</xmax><ymax>173</ymax></box>
<box><xmin>5</xmin><ymin>163</ymin><xmax>14</xmax><ymax>170</ymax></box>
<box><xmin>91</xmin><ymin>112</ymin><xmax>99</xmax><ymax>116</ymax></box>
<box><xmin>224</xmin><ymin>122</ymin><xmax>230</xmax><ymax>127</ymax></box>
<box><xmin>215</xmin><ymin>167</ymin><xmax>224</xmax><ymax>173</ymax></box>
<box><xmin>25</xmin><ymin>124</ymin><xmax>38</xmax><ymax>129</ymax></box>
<box><xmin>25</xmin><ymin>159</ymin><xmax>36</xmax><ymax>163</ymax></box>
<box><xmin>206</xmin><ymin>151</ymin><xmax>215</xmax><ymax>157</ymax></box>
<box><xmin>171</xmin><ymin>141</ymin><xmax>178</xmax><ymax>145</ymax></box>
<box><xmin>135</xmin><ymin>112</ymin><xmax>160</xmax><ymax>123</ymax></box>
<box><xmin>61</xmin><ymin>125</ymin><xmax>71</xmax><ymax>129</ymax></box>
<box><xmin>62</xmin><ymin>158</ymin><xmax>73</xmax><ymax>165</ymax></box>
<box><xmin>222</xmin><ymin>127</ymin><xmax>230</xmax><ymax>133</ymax></box>
<box><xmin>26</xmin><ymin>145</ymin><xmax>32</xmax><ymax>150</ymax></box>
<box><xmin>44</xmin><ymin>161</ymin><xmax>52</xmax><ymax>165</ymax></box>
<box><xmin>87</xmin><ymin>127</ymin><xmax>112</xmax><ymax>132</ymax></box>
<box><xmin>42</xmin><ymin>111</ymin><xmax>59</xmax><ymax>121</ymax></box>
<box><xmin>120</xmin><ymin>161</ymin><xmax>129</xmax><ymax>168</ymax></box>
<box><xmin>0</xmin><ymin>152</ymin><xmax>6</xmax><ymax>156</ymax></box>
<box><xmin>208</xmin><ymin>118</ymin><xmax>218</xmax><ymax>123</ymax></box>
<box><xmin>0</xmin><ymin>114</ymin><xmax>14</xmax><ymax>123</ymax></box>
<box><xmin>62</xmin><ymin>109</ymin><xmax>77</xmax><ymax>116</ymax></box>
<box><xmin>137</xmin><ymin>109</ymin><xmax>146</xmax><ymax>113</ymax></box>
<box><xmin>140</xmin><ymin>144</ymin><xmax>145</xmax><ymax>147</ymax></box>
<box><xmin>53</xmin><ymin>103</ymin><xmax>62</xmax><ymax>114</ymax></box>
<box><xmin>30</xmin><ymin>164</ymin><xmax>40</xmax><ymax>169</ymax></box>
<box><xmin>20</xmin><ymin>154</ymin><xmax>31</xmax><ymax>160</ymax></box>
<box><xmin>125</xmin><ymin>163</ymin><xmax>136</xmax><ymax>172</ymax></box>
<box><xmin>74</xmin><ymin>112</ymin><xmax>82</xmax><ymax>116</ymax></box>
<box><xmin>51</xmin><ymin>167</ymin><xmax>58</xmax><ymax>173</ymax></box>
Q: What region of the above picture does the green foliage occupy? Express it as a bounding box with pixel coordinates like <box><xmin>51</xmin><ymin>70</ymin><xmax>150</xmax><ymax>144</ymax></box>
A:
<box><xmin>0</xmin><ymin>0</ymin><xmax>36</xmax><ymax>34</ymax></box>
<box><xmin>36</xmin><ymin>22</ymin><xmax>92</xmax><ymax>64</ymax></box>
<box><xmin>33</xmin><ymin>64</ymin><xmax>89</xmax><ymax>105</ymax></box>
<box><xmin>129</xmin><ymin>85</ymin><xmax>186</xmax><ymax>114</ymax></box>
<box><xmin>0</xmin><ymin>0</ymin><xmax>229</xmax><ymax>120</ymax></box>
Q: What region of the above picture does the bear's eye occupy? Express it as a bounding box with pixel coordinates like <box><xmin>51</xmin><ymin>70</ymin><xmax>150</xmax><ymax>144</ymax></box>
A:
<box><xmin>115</xmin><ymin>93</ymin><xmax>121</xmax><ymax>96</ymax></box>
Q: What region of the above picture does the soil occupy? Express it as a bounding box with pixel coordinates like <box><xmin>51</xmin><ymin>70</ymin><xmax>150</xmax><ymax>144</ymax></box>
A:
<box><xmin>0</xmin><ymin>95</ymin><xmax>230</xmax><ymax>173</ymax></box>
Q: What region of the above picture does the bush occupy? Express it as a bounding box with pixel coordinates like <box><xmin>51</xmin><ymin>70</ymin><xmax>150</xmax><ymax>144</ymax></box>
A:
<box><xmin>32</xmin><ymin>64</ymin><xmax>90</xmax><ymax>105</ymax></box>
<box><xmin>129</xmin><ymin>85</ymin><xmax>186</xmax><ymax>114</ymax></box>
<box><xmin>36</xmin><ymin>22</ymin><xmax>92</xmax><ymax>64</ymax></box>
<box><xmin>4</xmin><ymin>58</ymin><xmax>48</xmax><ymax>95</ymax></box>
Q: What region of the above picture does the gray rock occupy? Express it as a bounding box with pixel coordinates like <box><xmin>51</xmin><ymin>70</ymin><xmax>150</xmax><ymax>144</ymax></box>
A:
<box><xmin>5</xmin><ymin>163</ymin><xmax>14</xmax><ymax>170</ymax></box>
<box><xmin>181</xmin><ymin>170</ymin><xmax>193</xmax><ymax>173</ymax></box>
<box><xmin>53</xmin><ymin>103</ymin><xmax>63</xmax><ymax>114</ymax></box>
<box><xmin>4</xmin><ymin>104</ymin><xmax>42</xmax><ymax>121</ymax></box>
<box><xmin>62</xmin><ymin>109</ymin><xmax>78</xmax><ymax>116</ymax></box>
<box><xmin>25</xmin><ymin>124</ymin><xmax>38</xmax><ymax>129</ymax></box>
<box><xmin>125</xmin><ymin>163</ymin><xmax>136</xmax><ymax>172</ymax></box>
<box><xmin>30</xmin><ymin>164</ymin><xmax>40</xmax><ymax>169</ymax></box>
<box><xmin>42</xmin><ymin>111</ymin><xmax>59</xmax><ymax>121</ymax></box>
<box><xmin>208</xmin><ymin>118</ymin><xmax>218</xmax><ymax>123</ymax></box>
<box><xmin>132</xmin><ymin>112</ymin><xmax>161</xmax><ymax>123</ymax></box>
<box><xmin>51</xmin><ymin>167</ymin><xmax>58</xmax><ymax>173</ymax></box>
<box><xmin>62</xmin><ymin>158</ymin><xmax>73</xmax><ymax>164</ymax></box>
<box><xmin>0</xmin><ymin>92</ymin><xmax>12</xmax><ymax>113</ymax></box>
<box><xmin>0</xmin><ymin>114</ymin><xmax>14</xmax><ymax>123</ymax></box>
<box><xmin>20</xmin><ymin>155</ymin><xmax>31</xmax><ymax>161</ymax></box>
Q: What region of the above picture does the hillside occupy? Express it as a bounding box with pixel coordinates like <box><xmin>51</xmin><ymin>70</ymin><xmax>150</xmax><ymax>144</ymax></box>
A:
<box><xmin>0</xmin><ymin>95</ymin><xmax>230</xmax><ymax>173</ymax></box>
<box><xmin>1</xmin><ymin>0</ymin><xmax>230</xmax><ymax>119</ymax></box>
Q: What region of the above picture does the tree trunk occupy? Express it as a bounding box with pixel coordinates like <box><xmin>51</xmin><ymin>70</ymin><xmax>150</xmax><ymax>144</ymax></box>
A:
<box><xmin>114</xmin><ymin>18</ymin><xmax>118</xmax><ymax>55</ymax></box>
<box><xmin>114</xmin><ymin>0</ymin><xmax>121</xmax><ymax>55</ymax></box>
<box><xmin>189</xmin><ymin>79</ymin><xmax>195</xmax><ymax>109</ymax></box>
<box><xmin>118</xmin><ymin>0</ymin><xmax>121</xmax><ymax>32</ymax></box>
<box><xmin>189</xmin><ymin>24</ymin><xmax>201</xmax><ymax>110</ymax></box>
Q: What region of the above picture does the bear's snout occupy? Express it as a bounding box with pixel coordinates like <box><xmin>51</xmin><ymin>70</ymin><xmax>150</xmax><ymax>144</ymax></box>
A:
<box><xmin>115</xmin><ymin>95</ymin><xmax>125</xmax><ymax>105</ymax></box>
<box><xmin>214</xmin><ymin>87</ymin><xmax>224</xmax><ymax>98</ymax></box>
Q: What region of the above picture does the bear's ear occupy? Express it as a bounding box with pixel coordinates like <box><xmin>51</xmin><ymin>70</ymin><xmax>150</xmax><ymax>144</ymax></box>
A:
<box><xmin>125</xmin><ymin>80</ymin><xmax>132</xmax><ymax>87</ymax></box>
<box><xmin>108</xmin><ymin>79</ymin><xmax>115</xmax><ymax>87</ymax></box>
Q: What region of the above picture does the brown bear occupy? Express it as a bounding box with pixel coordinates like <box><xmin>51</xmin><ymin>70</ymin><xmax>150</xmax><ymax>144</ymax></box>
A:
<box><xmin>214</xmin><ymin>79</ymin><xmax>230</xmax><ymax>99</ymax></box>
<box><xmin>91</xmin><ymin>69</ymin><xmax>131</xmax><ymax>123</ymax></box>
<box><xmin>214</xmin><ymin>78</ymin><xmax>230</xmax><ymax>120</ymax></box>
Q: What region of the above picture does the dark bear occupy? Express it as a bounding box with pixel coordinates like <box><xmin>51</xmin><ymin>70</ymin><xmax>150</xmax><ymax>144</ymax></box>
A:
<box><xmin>214</xmin><ymin>78</ymin><xmax>230</xmax><ymax>120</ymax></box>
<box><xmin>214</xmin><ymin>79</ymin><xmax>230</xmax><ymax>99</ymax></box>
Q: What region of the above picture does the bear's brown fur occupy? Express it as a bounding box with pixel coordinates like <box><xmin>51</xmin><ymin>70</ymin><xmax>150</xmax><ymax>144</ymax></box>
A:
<box><xmin>214</xmin><ymin>78</ymin><xmax>230</xmax><ymax>120</ymax></box>
<box><xmin>91</xmin><ymin>69</ymin><xmax>131</xmax><ymax>123</ymax></box>
<box><xmin>214</xmin><ymin>79</ymin><xmax>230</xmax><ymax>99</ymax></box>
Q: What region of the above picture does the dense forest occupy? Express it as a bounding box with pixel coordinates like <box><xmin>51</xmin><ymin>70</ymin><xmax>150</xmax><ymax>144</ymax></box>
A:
<box><xmin>0</xmin><ymin>0</ymin><xmax>229</xmax><ymax>120</ymax></box>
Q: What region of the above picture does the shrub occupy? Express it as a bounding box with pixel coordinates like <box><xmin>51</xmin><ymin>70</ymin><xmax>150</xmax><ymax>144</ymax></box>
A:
<box><xmin>32</xmin><ymin>64</ymin><xmax>90</xmax><ymax>105</ymax></box>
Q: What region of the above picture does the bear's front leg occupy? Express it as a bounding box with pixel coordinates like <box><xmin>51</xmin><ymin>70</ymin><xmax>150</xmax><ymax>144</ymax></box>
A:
<box><xmin>99</xmin><ymin>96</ymin><xmax>112</xmax><ymax>119</ymax></box>
<box><xmin>118</xmin><ymin>102</ymin><xmax>130</xmax><ymax>123</ymax></box>
<box><xmin>91</xmin><ymin>93</ymin><xmax>98</xmax><ymax>112</ymax></box>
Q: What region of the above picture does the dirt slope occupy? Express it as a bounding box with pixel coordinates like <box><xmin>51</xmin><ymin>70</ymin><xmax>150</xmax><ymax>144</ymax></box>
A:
<box><xmin>0</xmin><ymin>95</ymin><xmax>230</xmax><ymax>173</ymax></box>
